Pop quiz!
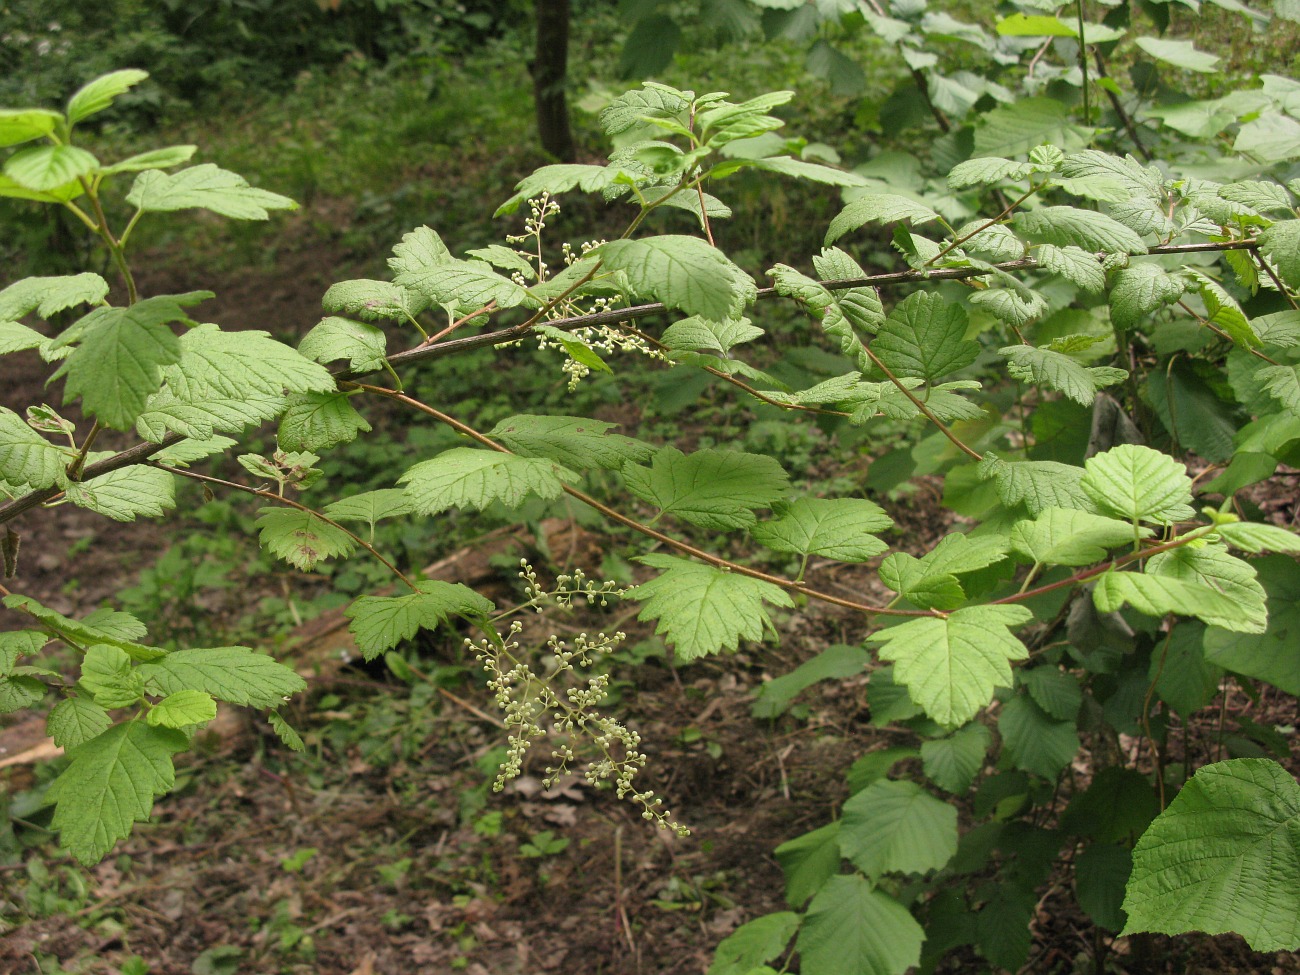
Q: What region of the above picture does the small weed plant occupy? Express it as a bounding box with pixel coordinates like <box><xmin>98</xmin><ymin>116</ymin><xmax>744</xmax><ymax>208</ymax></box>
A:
<box><xmin>2</xmin><ymin>2</ymin><xmax>1300</xmax><ymax>970</ymax></box>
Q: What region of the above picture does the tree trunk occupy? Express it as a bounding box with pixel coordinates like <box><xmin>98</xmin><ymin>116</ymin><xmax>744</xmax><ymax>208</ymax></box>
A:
<box><xmin>533</xmin><ymin>0</ymin><xmax>575</xmax><ymax>162</ymax></box>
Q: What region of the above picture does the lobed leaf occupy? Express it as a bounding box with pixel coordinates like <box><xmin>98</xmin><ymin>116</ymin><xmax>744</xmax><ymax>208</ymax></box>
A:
<box><xmin>399</xmin><ymin>448</ymin><xmax>575</xmax><ymax>514</ymax></box>
<box><xmin>44</xmin><ymin>722</ymin><xmax>187</xmax><ymax>864</ymax></box>
<box><xmin>795</xmin><ymin>875</ymin><xmax>925</xmax><ymax>975</ymax></box>
<box><xmin>1080</xmin><ymin>444</ymin><xmax>1195</xmax><ymax>525</ymax></box>
<box><xmin>840</xmin><ymin>779</ymin><xmax>959</xmax><ymax>879</ymax></box>
<box><xmin>596</xmin><ymin>236</ymin><xmax>754</xmax><ymax>321</ymax></box>
<box><xmin>345</xmin><ymin>581</ymin><xmax>494</xmax><ymax>660</ymax></box>
<box><xmin>630</xmin><ymin>554</ymin><xmax>793</xmax><ymax>660</ymax></box>
<box><xmin>623</xmin><ymin>446</ymin><xmax>788</xmax><ymax>531</ymax></box>
<box><xmin>255</xmin><ymin>507</ymin><xmax>356</xmax><ymax>571</ymax></box>
<box><xmin>489</xmin><ymin>414</ymin><xmax>655</xmax><ymax>472</ymax></box>
<box><xmin>751</xmin><ymin>498</ymin><xmax>892</xmax><ymax>562</ymax></box>
<box><xmin>868</xmin><ymin>605</ymin><xmax>1033</xmax><ymax>727</ymax></box>
<box><xmin>127</xmin><ymin>164</ymin><xmax>297</xmax><ymax>219</ymax></box>
<box><xmin>138</xmin><ymin>646</ymin><xmax>305</xmax><ymax>708</ymax></box>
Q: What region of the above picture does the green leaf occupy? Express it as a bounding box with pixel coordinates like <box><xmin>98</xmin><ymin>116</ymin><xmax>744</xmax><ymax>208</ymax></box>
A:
<box><xmin>321</xmin><ymin>279</ymin><xmax>429</xmax><ymax>322</ymax></box>
<box><xmin>495</xmin><ymin>163</ymin><xmax>635</xmax><ymax>216</ymax></box>
<box><xmin>1215</xmin><ymin>521</ymin><xmax>1300</xmax><ymax>554</ymax></box>
<box><xmin>269</xmin><ymin>711</ymin><xmax>305</xmax><ymax>752</ymax></box>
<box><xmin>1260</xmin><ymin>221</ymin><xmax>1300</xmax><ymax>289</ymax></box>
<box><xmin>297</xmin><ymin>316</ymin><xmax>388</xmax><ymax>372</ymax></box>
<box><xmin>708</xmin><ymin>912</ymin><xmax>800</xmax><ymax>975</ymax></box>
<box><xmin>623</xmin><ymin>447</ymin><xmax>788</xmax><ymax>531</ymax></box>
<box><xmin>0</xmin><ymin>173</ymin><xmax>83</xmax><ymax>203</ymax></box>
<box><xmin>46</xmin><ymin>697</ymin><xmax>111</xmax><ymax>749</ymax></box>
<box><xmin>79</xmin><ymin>645</ymin><xmax>143</xmax><ymax>708</ymax></box>
<box><xmin>163</xmin><ymin>323</ymin><xmax>334</xmax><ymax>401</ymax></box>
<box><xmin>1108</xmin><ymin>263</ymin><xmax>1184</xmax><ymax>330</ymax></box>
<box><xmin>1001</xmin><ymin>344</ymin><xmax>1127</xmax><ymax>406</ymax></box>
<box><xmin>1010</xmin><ymin>508</ymin><xmax>1143</xmax><ymax>566</ymax></box>
<box><xmin>996</xmin><ymin>13</ymin><xmax>1079</xmax><ymax>36</ymax></box>
<box><xmin>600</xmin><ymin>83</ymin><xmax>691</xmax><ymax>136</ymax></box>
<box><xmin>99</xmin><ymin>145</ymin><xmax>198</xmax><ymax>176</ymax></box>
<box><xmin>1061</xmin><ymin>767</ymin><xmax>1162</xmax><ymax>844</ymax></box>
<box><xmin>1014</xmin><ymin>207</ymin><xmax>1147</xmax><ymax>254</ymax></box>
<box><xmin>0</xmin><ymin>320</ymin><xmax>47</xmax><ymax>356</ymax></box>
<box><xmin>751</xmin><ymin>644</ymin><xmax>869</xmax><ymax>718</ymax></box>
<box><xmin>979</xmin><ymin>455</ymin><xmax>1093</xmax><ymax>516</ymax></box>
<box><xmin>65</xmin><ymin>466</ymin><xmax>176</xmax><ymax>522</ymax></box>
<box><xmin>147</xmin><ymin>689</ymin><xmax>217</xmax><ymax>729</ymax></box>
<box><xmin>0</xmin><ymin>273</ymin><xmax>109</xmax><ymax>320</ymax></box>
<box><xmin>67</xmin><ymin>69</ymin><xmax>149</xmax><ymax>126</ymax></box>
<box><xmin>489</xmin><ymin>414</ymin><xmax>655</xmax><ymax>472</ymax></box>
<box><xmin>751</xmin><ymin>498</ymin><xmax>892</xmax><ymax>562</ymax></box>
<box><xmin>0</xmin><ymin>630</ymin><xmax>46</xmax><ymax>674</ymax></box>
<box><xmin>1153</xmin><ymin>623</ymin><xmax>1224</xmax><ymax>716</ymax></box>
<box><xmin>947</xmin><ymin>156</ymin><xmax>1040</xmax><ymax>188</ymax></box>
<box><xmin>974</xmin><ymin>97</ymin><xmax>1093</xmax><ymax>157</ymax></box>
<box><xmin>596</xmin><ymin>236</ymin><xmax>753</xmax><ymax>321</ymax></box>
<box><xmin>0</xmin><ymin>675</ymin><xmax>45</xmax><ymax>713</ymax></box>
<box><xmin>255</xmin><ymin>507</ymin><xmax>356</xmax><ymax>571</ymax></box>
<box><xmin>775</xmin><ymin>821</ymin><xmax>841</xmax><ymax>907</ymax></box>
<box><xmin>4</xmin><ymin>145</ymin><xmax>98</xmax><ymax>192</ymax></box>
<box><xmin>661</xmin><ymin>315</ymin><xmax>764</xmax><ymax>354</ymax></box>
<box><xmin>1203</xmin><ymin>555</ymin><xmax>1300</xmax><ymax>695</ymax></box>
<box><xmin>841</xmin><ymin>778</ymin><xmax>958</xmax><ymax>879</ymax></box>
<box><xmin>344</xmin><ymin>581</ymin><xmax>494</xmax><ymax>660</ymax></box>
<box><xmin>0</xmin><ymin>108</ymin><xmax>63</xmax><ymax>148</ymax></box>
<box><xmin>80</xmin><ymin>609</ymin><xmax>148</xmax><ymax>643</ymax></box>
<box><xmin>868</xmin><ymin>605</ymin><xmax>1033</xmax><ymax>727</ymax></box>
<box><xmin>631</xmin><ymin>554</ymin><xmax>793</xmax><ymax>660</ymax></box>
<box><xmin>878</xmin><ymin>532</ymin><xmax>1010</xmax><ymax>611</ymax></box>
<box><xmin>921</xmin><ymin>722</ymin><xmax>993</xmax><ymax>793</ymax></box>
<box><xmin>1135</xmin><ymin>36</ymin><xmax>1221</xmax><ymax>73</ymax></box>
<box><xmin>399</xmin><ymin>447</ymin><xmax>575</xmax><ymax>514</ymax></box>
<box><xmin>44</xmin><ymin>721</ymin><xmax>187</xmax><ymax>864</ymax></box>
<box><xmin>824</xmin><ymin>195</ymin><xmax>942</xmax><ymax>245</ymax></box>
<box><xmin>1076</xmin><ymin>844</ymin><xmax>1133</xmax><ymax>931</ymax></box>
<box><xmin>1037</xmin><ymin>244</ymin><xmax>1106</xmax><ymax>293</ymax></box>
<box><xmin>278</xmin><ymin>392</ymin><xmax>372</xmax><ymax>451</ymax></box>
<box><xmin>3</xmin><ymin>595</ymin><xmax>165</xmax><ymax>662</ymax></box>
<box><xmin>153</xmin><ymin>436</ymin><xmax>238</xmax><ymax>467</ymax></box>
<box><xmin>1092</xmin><ymin>569</ymin><xmax>1259</xmax><ymax>632</ymax></box>
<box><xmin>138</xmin><ymin>646</ymin><xmax>306</xmax><ymax>708</ymax></box>
<box><xmin>723</xmin><ymin>154</ymin><xmax>867</xmax><ymax>187</ymax></box>
<box><xmin>1185</xmin><ymin>269</ymin><xmax>1258</xmax><ymax>348</ymax></box>
<box><xmin>61</xmin><ymin>295</ymin><xmax>202</xmax><ymax>430</ymax></box>
<box><xmin>135</xmin><ymin>387</ymin><xmax>285</xmax><ymax>442</ymax></box>
<box><xmin>392</xmin><ymin>256</ymin><xmax>536</xmax><ymax>312</ymax></box>
<box><xmin>1146</xmin><ymin>358</ymin><xmax>1239</xmax><ymax>463</ymax></box>
<box><xmin>1122</xmin><ymin>759</ymin><xmax>1300</xmax><ymax>951</ymax></box>
<box><xmin>126</xmin><ymin>164</ymin><xmax>297</xmax><ymax>219</ymax></box>
<box><xmin>1080</xmin><ymin>444</ymin><xmax>1195</xmax><ymax>525</ymax></box>
<box><xmin>1020</xmin><ymin>666</ymin><xmax>1083</xmax><ymax>720</ymax></box>
<box><xmin>873</xmin><ymin>292</ymin><xmax>977</xmax><ymax>382</ymax></box>
<box><xmin>795</xmin><ymin>875</ymin><xmax>924</xmax><ymax>975</ymax></box>
<box><xmin>998</xmin><ymin>695</ymin><xmax>1080</xmax><ymax>779</ymax></box>
<box><xmin>322</xmin><ymin>489</ymin><xmax>413</xmax><ymax>527</ymax></box>
<box><xmin>1147</xmin><ymin>544</ymin><xmax>1267</xmax><ymax>633</ymax></box>
<box><xmin>968</xmin><ymin>282</ymin><xmax>1050</xmax><ymax>329</ymax></box>
<box><xmin>0</xmin><ymin>407</ymin><xmax>68</xmax><ymax>490</ymax></box>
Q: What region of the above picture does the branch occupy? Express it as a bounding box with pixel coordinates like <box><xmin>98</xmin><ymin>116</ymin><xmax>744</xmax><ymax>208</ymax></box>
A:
<box><xmin>0</xmin><ymin>237</ymin><xmax>1263</xmax><ymax>528</ymax></box>
<box><xmin>345</xmin><ymin>382</ymin><xmax>936</xmax><ymax>619</ymax></box>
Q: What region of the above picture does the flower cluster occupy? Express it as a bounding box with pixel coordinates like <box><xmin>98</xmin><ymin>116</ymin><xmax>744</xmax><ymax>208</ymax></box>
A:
<box><xmin>464</xmin><ymin>562</ymin><xmax>688</xmax><ymax>836</ymax></box>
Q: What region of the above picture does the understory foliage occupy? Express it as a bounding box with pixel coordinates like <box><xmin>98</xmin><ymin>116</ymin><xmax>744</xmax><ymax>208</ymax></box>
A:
<box><xmin>2</xmin><ymin>1</ymin><xmax>1300</xmax><ymax>971</ymax></box>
